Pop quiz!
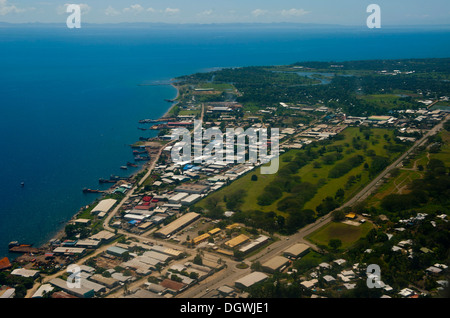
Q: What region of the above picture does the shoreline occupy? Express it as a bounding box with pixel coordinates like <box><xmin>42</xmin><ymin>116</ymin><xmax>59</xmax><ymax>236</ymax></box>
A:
<box><xmin>25</xmin><ymin>81</ymin><xmax>181</xmax><ymax>255</ymax></box>
<box><xmin>162</xmin><ymin>80</ymin><xmax>181</xmax><ymax>118</ymax></box>
<box><xmin>3</xmin><ymin>80</ymin><xmax>181</xmax><ymax>260</ymax></box>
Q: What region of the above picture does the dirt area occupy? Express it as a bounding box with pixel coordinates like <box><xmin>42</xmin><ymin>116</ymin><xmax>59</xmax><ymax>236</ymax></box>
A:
<box><xmin>174</xmin><ymin>218</ymin><xmax>218</xmax><ymax>243</ymax></box>
<box><xmin>341</xmin><ymin>220</ymin><xmax>361</xmax><ymax>227</ymax></box>
<box><xmin>95</xmin><ymin>254</ymin><xmax>124</xmax><ymax>270</ymax></box>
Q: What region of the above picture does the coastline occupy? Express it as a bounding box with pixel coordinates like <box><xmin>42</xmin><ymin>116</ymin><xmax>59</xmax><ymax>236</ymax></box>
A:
<box><xmin>41</xmin><ymin>82</ymin><xmax>181</xmax><ymax>251</ymax></box>
<box><xmin>162</xmin><ymin>80</ymin><xmax>181</xmax><ymax>118</ymax></box>
<box><xmin>4</xmin><ymin>78</ymin><xmax>182</xmax><ymax>258</ymax></box>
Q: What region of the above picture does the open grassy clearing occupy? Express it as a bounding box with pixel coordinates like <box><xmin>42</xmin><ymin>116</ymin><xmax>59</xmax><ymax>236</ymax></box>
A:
<box><xmin>357</xmin><ymin>93</ymin><xmax>419</xmax><ymax>110</ymax></box>
<box><xmin>430</xmin><ymin>130</ymin><xmax>450</xmax><ymax>167</ymax></box>
<box><xmin>196</xmin><ymin>82</ymin><xmax>236</xmax><ymax>91</ymax></box>
<box><xmin>306</xmin><ymin>221</ymin><xmax>374</xmax><ymax>250</ymax></box>
<box><xmin>367</xmin><ymin>169</ymin><xmax>424</xmax><ymax>207</ymax></box>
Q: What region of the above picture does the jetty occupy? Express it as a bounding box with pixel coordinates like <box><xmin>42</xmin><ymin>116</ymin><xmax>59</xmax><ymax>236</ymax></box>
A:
<box><xmin>82</xmin><ymin>188</ymin><xmax>105</xmax><ymax>194</ymax></box>
<box><xmin>99</xmin><ymin>178</ymin><xmax>116</xmax><ymax>184</ymax></box>
<box><xmin>8</xmin><ymin>242</ymin><xmax>41</xmax><ymax>254</ymax></box>
<box><xmin>9</xmin><ymin>245</ymin><xmax>41</xmax><ymax>254</ymax></box>
<box><xmin>138</xmin><ymin>118</ymin><xmax>174</xmax><ymax>124</ymax></box>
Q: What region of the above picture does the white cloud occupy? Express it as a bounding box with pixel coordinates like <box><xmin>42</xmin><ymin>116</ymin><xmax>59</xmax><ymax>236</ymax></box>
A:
<box><xmin>198</xmin><ymin>9</ymin><xmax>213</xmax><ymax>16</ymax></box>
<box><xmin>123</xmin><ymin>4</ymin><xmax>144</xmax><ymax>14</ymax></box>
<box><xmin>147</xmin><ymin>7</ymin><xmax>155</xmax><ymax>13</ymax></box>
<box><xmin>105</xmin><ymin>6</ymin><xmax>120</xmax><ymax>17</ymax></box>
<box><xmin>251</xmin><ymin>9</ymin><xmax>268</xmax><ymax>17</ymax></box>
<box><xmin>0</xmin><ymin>0</ymin><xmax>27</xmax><ymax>15</ymax></box>
<box><xmin>281</xmin><ymin>8</ymin><xmax>310</xmax><ymax>17</ymax></box>
<box><xmin>164</xmin><ymin>8</ymin><xmax>180</xmax><ymax>15</ymax></box>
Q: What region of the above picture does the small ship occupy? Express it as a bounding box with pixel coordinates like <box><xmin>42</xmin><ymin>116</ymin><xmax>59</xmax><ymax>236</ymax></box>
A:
<box><xmin>82</xmin><ymin>188</ymin><xmax>104</xmax><ymax>194</ymax></box>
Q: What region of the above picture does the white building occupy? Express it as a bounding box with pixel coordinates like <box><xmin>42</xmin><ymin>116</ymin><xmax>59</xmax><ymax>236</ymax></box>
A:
<box><xmin>91</xmin><ymin>198</ymin><xmax>117</xmax><ymax>218</ymax></box>
<box><xmin>235</xmin><ymin>272</ymin><xmax>268</xmax><ymax>289</ymax></box>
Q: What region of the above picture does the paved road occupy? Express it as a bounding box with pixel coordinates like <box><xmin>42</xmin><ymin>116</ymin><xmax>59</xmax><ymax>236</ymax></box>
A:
<box><xmin>27</xmin><ymin>114</ymin><xmax>449</xmax><ymax>298</ymax></box>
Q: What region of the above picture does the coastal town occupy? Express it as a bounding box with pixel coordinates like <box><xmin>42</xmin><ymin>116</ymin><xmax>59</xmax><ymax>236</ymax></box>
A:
<box><xmin>1</xmin><ymin>60</ymin><xmax>449</xmax><ymax>300</ymax></box>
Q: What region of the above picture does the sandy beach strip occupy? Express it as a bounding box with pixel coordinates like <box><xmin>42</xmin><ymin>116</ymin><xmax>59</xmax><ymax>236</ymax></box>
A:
<box><xmin>162</xmin><ymin>80</ymin><xmax>181</xmax><ymax>118</ymax></box>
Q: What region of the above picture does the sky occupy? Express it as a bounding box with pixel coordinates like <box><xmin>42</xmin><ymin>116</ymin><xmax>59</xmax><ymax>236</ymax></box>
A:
<box><xmin>0</xmin><ymin>0</ymin><xmax>449</xmax><ymax>26</ymax></box>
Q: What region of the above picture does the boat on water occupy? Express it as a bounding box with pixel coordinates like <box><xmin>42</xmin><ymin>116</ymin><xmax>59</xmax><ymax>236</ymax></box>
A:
<box><xmin>20</xmin><ymin>182</ymin><xmax>25</xmax><ymax>187</ymax></box>
<box><xmin>8</xmin><ymin>241</ymin><xmax>32</xmax><ymax>249</ymax></box>
<box><xmin>127</xmin><ymin>162</ymin><xmax>138</xmax><ymax>167</ymax></box>
<box><xmin>138</xmin><ymin>127</ymin><xmax>147</xmax><ymax>131</ymax></box>
<box><xmin>120</xmin><ymin>166</ymin><xmax>128</xmax><ymax>170</ymax></box>
<box><xmin>110</xmin><ymin>175</ymin><xmax>128</xmax><ymax>181</ymax></box>
<box><xmin>82</xmin><ymin>188</ymin><xmax>104</xmax><ymax>194</ymax></box>
<box><xmin>99</xmin><ymin>178</ymin><xmax>116</xmax><ymax>184</ymax></box>
<box><xmin>139</xmin><ymin>119</ymin><xmax>158</xmax><ymax>124</ymax></box>
<box><xmin>134</xmin><ymin>155</ymin><xmax>150</xmax><ymax>161</ymax></box>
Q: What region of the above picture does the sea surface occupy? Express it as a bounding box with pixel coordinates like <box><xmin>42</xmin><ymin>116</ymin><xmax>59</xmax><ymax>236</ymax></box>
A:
<box><xmin>0</xmin><ymin>23</ymin><xmax>449</xmax><ymax>259</ymax></box>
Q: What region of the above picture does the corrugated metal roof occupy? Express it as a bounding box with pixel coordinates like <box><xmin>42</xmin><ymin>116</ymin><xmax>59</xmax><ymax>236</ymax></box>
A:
<box><xmin>225</xmin><ymin>234</ymin><xmax>249</xmax><ymax>248</ymax></box>
<box><xmin>92</xmin><ymin>199</ymin><xmax>117</xmax><ymax>214</ymax></box>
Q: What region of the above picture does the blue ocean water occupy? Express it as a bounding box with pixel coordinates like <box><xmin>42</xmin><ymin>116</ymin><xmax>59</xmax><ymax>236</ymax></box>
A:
<box><xmin>0</xmin><ymin>24</ymin><xmax>449</xmax><ymax>259</ymax></box>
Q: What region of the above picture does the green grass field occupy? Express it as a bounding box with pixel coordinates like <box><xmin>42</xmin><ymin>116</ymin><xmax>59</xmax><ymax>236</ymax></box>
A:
<box><xmin>306</xmin><ymin>221</ymin><xmax>374</xmax><ymax>250</ymax></box>
<box><xmin>293</xmin><ymin>250</ymin><xmax>331</xmax><ymax>273</ymax></box>
<box><xmin>431</xmin><ymin>130</ymin><xmax>450</xmax><ymax>167</ymax></box>
<box><xmin>195</xmin><ymin>150</ymin><xmax>301</xmax><ymax>216</ymax></box>
<box><xmin>367</xmin><ymin>169</ymin><xmax>424</xmax><ymax>207</ymax></box>
<box><xmin>194</xmin><ymin>127</ymin><xmax>402</xmax><ymax>216</ymax></box>
<box><xmin>357</xmin><ymin>93</ymin><xmax>419</xmax><ymax>110</ymax></box>
<box><xmin>196</xmin><ymin>82</ymin><xmax>236</xmax><ymax>91</ymax></box>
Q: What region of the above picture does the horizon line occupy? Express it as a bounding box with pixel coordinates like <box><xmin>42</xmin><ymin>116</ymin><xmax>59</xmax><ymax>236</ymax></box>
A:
<box><xmin>1</xmin><ymin>21</ymin><xmax>450</xmax><ymax>28</ymax></box>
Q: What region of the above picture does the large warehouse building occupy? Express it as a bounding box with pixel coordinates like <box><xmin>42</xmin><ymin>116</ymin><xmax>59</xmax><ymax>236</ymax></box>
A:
<box><xmin>261</xmin><ymin>256</ymin><xmax>290</xmax><ymax>273</ymax></box>
<box><xmin>235</xmin><ymin>272</ymin><xmax>268</xmax><ymax>290</ymax></box>
<box><xmin>91</xmin><ymin>198</ymin><xmax>117</xmax><ymax>218</ymax></box>
<box><xmin>283</xmin><ymin>243</ymin><xmax>310</xmax><ymax>259</ymax></box>
<box><xmin>155</xmin><ymin>212</ymin><xmax>200</xmax><ymax>238</ymax></box>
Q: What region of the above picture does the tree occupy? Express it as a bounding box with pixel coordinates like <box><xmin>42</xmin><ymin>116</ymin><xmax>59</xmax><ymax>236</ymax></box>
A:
<box><xmin>251</xmin><ymin>174</ymin><xmax>258</xmax><ymax>181</ymax></box>
<box><xmin>171</xmin><ymin>274</ymin><xmax>182</xmax><ymax>282</ymax></box>
<box><xmin>226</xmin><ymin>190</ymin><xmax>247</xmax><ymax>211</ymax></box>
<box><xmin>233</xmin><ymin>250</ymin><xmax>245</xmax><ymax>261</ymax></box>
<box><xmin>316</xmin><ymin>196</ymin><xmax>339</xmax><ymax>216</ymax></box>
<box><xmin>102</xmin><ymin>271</ymin><xmax>112</xmax><ymax>278</ymax></box>
<box><xmin>335</xmin><ymin>188</ymin><xmax>345</xmax><ymax>200</ymax></box>
<box><xmin>121</xmin><ymin>252</ymin><xmax>132</xmax><ymax>262</ymax></box>
<box><xmin>193</xmin><ymin>254</ymin><xmax>203</xmax><ymax>265</ymax></box>
<box><xmin>332</xmin><ymin>210</ymin><xmax>346</xmax><ymax>222</ymax></box>
<box><xmin>444</xmin><ymin>120</ymin><xmax>450</xmax><ymax>132</ymax></box>
<box><xmin>369</xmin><ymin>156</ymin><xmax>390</xmax><ymax>177</ymax></box>
<box><xmin>205</xmin><ymin>196</ymin><xmax>220</xmax><ymax>210</ymax></box>
<box><xmin>251</xmin><ymin>261</ymin><xmax>263</xmax><ymax>272</ymax></box>
<box><xmin>189</xmin><ymin>272</ymin><xmax>199</xmax><ymax>280</ymax></box>
<box><xmin>328</xmin><ymin>239</ymin><xmax>342</xmax><ymax>251</ymax></box>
